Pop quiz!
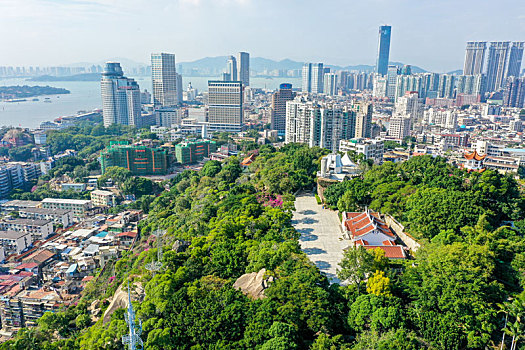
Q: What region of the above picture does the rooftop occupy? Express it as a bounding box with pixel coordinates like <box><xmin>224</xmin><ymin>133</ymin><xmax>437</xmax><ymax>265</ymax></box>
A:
<box><xmin>42</xmin><ymin>198</ymin><xmax>91</xmax><ymax>205</ymax></box>
<box><xmin>0</xmin><ymin>230</ymin><xmax>31</xmax><ymax>240</ymax></box>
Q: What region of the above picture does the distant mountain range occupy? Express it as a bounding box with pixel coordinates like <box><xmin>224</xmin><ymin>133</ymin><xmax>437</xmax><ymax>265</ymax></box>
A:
<box><xmin>177</xmin><ymin>56</ymin><xmax>430</xmax><ymax>75</ymax></box>
<box><xmin>64</xmin><ymin>56</ymin><xmax>438</xmax><ymax>76</ymax></box>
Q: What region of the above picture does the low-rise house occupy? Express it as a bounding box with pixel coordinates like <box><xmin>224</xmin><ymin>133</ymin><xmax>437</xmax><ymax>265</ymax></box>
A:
<box><xmin>116</xmin><ymin>231</ymin><xmax>138</xmax><ymax>247</ymax></box>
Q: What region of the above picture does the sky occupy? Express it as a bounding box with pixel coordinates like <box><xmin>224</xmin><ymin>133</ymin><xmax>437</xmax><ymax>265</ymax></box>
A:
<box><xmin>1</xmin><ymin>0</ymin><xmax>524</xmax><ymax>72</ymax></box>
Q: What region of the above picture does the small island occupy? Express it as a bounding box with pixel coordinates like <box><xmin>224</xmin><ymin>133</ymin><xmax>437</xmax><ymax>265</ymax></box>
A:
<box><xmin>0</xmin><ymin>85</ymin><xmax>70</xmax><ymax>101</ymax></box>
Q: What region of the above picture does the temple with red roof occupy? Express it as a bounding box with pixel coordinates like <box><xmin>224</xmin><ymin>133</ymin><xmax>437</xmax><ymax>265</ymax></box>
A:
<box><xmin>341</xmin><ymin>209</ymin><xmax>407</xmax><ymax>259</ymax></box>
<box><xmin>463</xmin><ymin>150</ymin><xmax>486</xmax><ymax>172</ymax></box>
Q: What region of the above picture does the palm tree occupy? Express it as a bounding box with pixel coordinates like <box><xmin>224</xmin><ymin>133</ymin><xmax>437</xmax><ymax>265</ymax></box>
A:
<box><xmin>501</xmin><ymin>294</ymin><xmax>525</xmax><ymax>350</ymax></box>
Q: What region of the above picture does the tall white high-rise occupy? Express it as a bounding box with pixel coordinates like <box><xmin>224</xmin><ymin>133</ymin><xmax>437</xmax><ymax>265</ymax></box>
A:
<box><xmin>486</xmin><ymin>42</ymin><xmax>511</xmax><ymax>91</ymax></box>
<box><xmin>151</xmin><ymin>53</ymin><xmax>178</xmax><ymax>107</ymax></box>
<box><xmin>227</xmin><ymin>56</ymin><xmax>237</xmax><ymax>81</ymax></box>
<box><xmin>388</xmin><ymin>116</ymin><xmax>411</xmax><ymax>140</ymax></box>
<box><xmin>386</xmin><ymin>65</ymin><xmax>399</xmax><ymax>100</ymax></box>
<box><xmin>285</xmin><ymin>98</ymin><xmax>370</xmax><ymax>151</ymax></box>
<box><xmin>302</xmin><ymin>63</ymin><xmax>312</xmax><ymax>92</ymax></box>
<box><xmin>395</xmin><ymin>92</ymin><xmax>423</xmax><ymax>123</ymax></box>
<box><xmin>507</xmin><ymin>42</ymin><xmax>525</xmax><ymax>78</ymax></box>
<box><xmin>311</xmin><ymin>63</ymin><xmax>324</xmax><ymax>94</ymax></box>
<box><xmin>237</xmin><ymin>52</ymin><xmax>250</xmax><ymax>86</ymax></box>
<box><xmin>101</xmin><ymin>62</ymin><xmax>141</xmax><ymax>127</ymax></box>
<box><xmin>207</xmin><ymin>81</ymin><xmax>243</xmax><ymax>132</ymax></box>
<box><xmin>324</xmin><ymin>73</ymin><xmax>338</xmax><ymax>96</ymax></box>
<box><xmin>463</xmin><ymin>42</ymin><xmax>487</xmax><ymax>75</ymax></box>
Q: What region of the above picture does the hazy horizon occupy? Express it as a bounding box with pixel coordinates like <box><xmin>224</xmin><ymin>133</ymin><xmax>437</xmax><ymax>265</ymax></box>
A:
<box><xmin>2</xmin><ymin>0</ymin><xmax>524</xmax><ymax>72</ymax></box>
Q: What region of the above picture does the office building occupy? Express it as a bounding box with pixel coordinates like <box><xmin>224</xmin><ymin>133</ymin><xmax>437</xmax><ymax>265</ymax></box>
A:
<box><xmin>507</xmin><ymin>42</ymin><xmax>524</xmax><ymax>78</ymax></box>
<box><xmin>302</xmin><ymin>63</ymin><xmax>312</xmax><ymax>92</ymax></box>
<box><xmin>486</xmin><ymin>42</ymin><xmax>511</xmax><ymax>91</ymax></box>
<box><xmin>176</xmin><ymin>73</ymin><xmax>183</xmax><ymax>104</ymax></box>
<box><xmin>207</xmin><ymin>81</ymin><xmax>243</xmax><ymax>132</ymax></box>
<box><xmin>463</xmin><ymin>42</ymin><xmax>487</xmax><ymax>75</ymax></box>
<box><xmin>99</xmin><ymin>141</ymin><xmax>168</xmax><ymax>176</ymax></box>
<box><xmin>375</xmin><ymin>25</ymin><xmax>392</xmax><ymax>76</ymax></box>
<box><xmin>226</xmin><ymin>56</ymin><xmax>237</xmax><ymax>81</ymax></box>
<box><xmin>175</xmin><ymin>140</ymin><xmax>217</xmax><ymax>165</ymax></box>
<box><xmin>151</xmin><ymin>53</ymin><xmax>178</xmax><ymax>107</ymax></box>
<box><xmin>311</xmin><ymin>63</ymin><xmax>324</xmax><ymax>94</ymax></box>
<box><xmin>271</xmin><ymin>83</ymin><xmax>295</xmax><ymax>134</ymax></box>
<box><xmin>386</xmin><ymin>65</ymin><xmax>399</xmax><ymax>99</ymax></box>
<box><xmin>503</xmin><ymin>76</ymin><xmax>525</xmax><ymax>108</ymax></box>
<box><xmin>324</xmin><ymin>73</ymin><xmax>338</xmax><ymax>96</ymax></box>
<box><xmin>388</xmin><ymin>116</ymin><xmax>411</xmax><ymax>140</ymax></box>
<box><xmin>155</xmin><ymin>107</ymin><xmax>183</xmax><ymax>127</ymax></box>
<box><xmin>302</xmin><ymin>63</ymin><xmax>324</xmax><ymax>93</ymax></box>
<box><xmin>237</xmin><ymin>52</ymin><xmax>250</xmax><ymax>86</ymax></box>
<box><xmin>101</xmin><ymin>62</ymin><xmax>141</xmax><ymax>127</ymax></box>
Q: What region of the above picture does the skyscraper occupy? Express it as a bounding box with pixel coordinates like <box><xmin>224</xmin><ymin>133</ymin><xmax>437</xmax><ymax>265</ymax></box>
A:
<box><xmin>207</xmin><ymin>81</ymin><xmax>243</xmax><ymax>132</ymax></box>
<box><xmin>323</xmin><ymin>73</ymin><xmax>338</xmax><ymax>96</ymax></box>
<box><xmin>486</xmin><ymin>42</ymin><xmax>511</xmax><ymax>91</ymax></box>
<box><xmin>507</xmin><ymin>42</ymin><xmax>525</xmax><ymax>78</ymax></box>
<box><xmin>227</xmin><ymin>56</ymin><xmax>237</xmax><ymax>81</ymax></box>
<box><xmin>302</xmin><ymin>63</ymin><xmax>312</xmax><ymax>92</ymax></box>
<box><xmin>311</xmin><ymin>63</ymin><xmax>324</xmax><ymax>94</ymax></box>
<box><xmin>237</xmin><ymin>52</ymin><xmax>250</xmax><ymax>86</ymax></box>
<box><xmin>375</xmin><ymin>25</ymin><xmax>392</xmax><ymax>76</ymax></box>
<box><xmin>503</xmin><ymin>77</ymin><xmax>525</xmax><ymax>108</ymax></box>
<box><xmin>386</xmin><ymin>65</ymin><xmax>399</xmax><ymax>100</ymax></box>
<box><xmin>463</xmin><ymin>42</ymin><xmax>487</xmax><ymax>75</ymax></box>
<box><xmin>101</xmin><ymin>62</ymin><xmax>141</xmax><ymax>127</ymax></box>
<box><xmin>271</xmin><ymin>83</ymin><xmax>295</xmax><ymax>134</ymax></box>
<box><xmin>151</xmin><ymin>53</ymin><xmax>178</xmax><ymax>107</ymax></box>
<box><xmin>302</xmin><ymin>63</ymin><xmax>324</xmax><ymax>93</ymax></box>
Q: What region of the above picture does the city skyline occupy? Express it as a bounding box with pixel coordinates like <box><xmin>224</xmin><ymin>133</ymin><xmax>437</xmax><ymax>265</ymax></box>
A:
<box><xmin>1</xmin><ymin>0</ymin><xmax>524</xmax><ymax>72</ymax></box>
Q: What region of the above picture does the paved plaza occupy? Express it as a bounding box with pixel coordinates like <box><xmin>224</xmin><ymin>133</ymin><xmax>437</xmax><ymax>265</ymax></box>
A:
<box><xmin>293</xmin><ymin>192</ymin><xmax>350</xmax><ymax>284</ymax></box>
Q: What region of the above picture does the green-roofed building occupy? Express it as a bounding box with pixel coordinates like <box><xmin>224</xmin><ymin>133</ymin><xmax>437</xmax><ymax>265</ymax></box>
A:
<box><xmin>100</xmin><ymin>141</ymin><xmax>169</xmax><ymax>175</ymax></box>
<box><xmin>175</xmin><ymin>140</ymin><xmax>217</xmax><ymax>165</ymax></box>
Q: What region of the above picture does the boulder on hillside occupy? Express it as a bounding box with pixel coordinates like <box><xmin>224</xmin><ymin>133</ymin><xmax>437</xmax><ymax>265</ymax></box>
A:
<box><xmin>173</xmin><ymin>240</ymin><xmax>190</xmax><ymax>253</ymax></box>
<box><xmin>233</xmin><ymin>268</ymin><xmax>274</xmax><ymax>299</ymax></box>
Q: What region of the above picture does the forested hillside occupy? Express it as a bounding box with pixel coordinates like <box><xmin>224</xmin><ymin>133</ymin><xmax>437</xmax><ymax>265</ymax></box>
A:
<box><xmin>2</xmin><ymin>147</ymin><xmax>525</xmax><ymax>350</ymax></box>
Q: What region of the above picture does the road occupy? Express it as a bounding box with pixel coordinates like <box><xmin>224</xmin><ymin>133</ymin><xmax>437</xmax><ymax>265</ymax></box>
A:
<box><xmin>292</xmin><ymin>192</ymin><xmax>349</xmax><ymax>284</ymax></box>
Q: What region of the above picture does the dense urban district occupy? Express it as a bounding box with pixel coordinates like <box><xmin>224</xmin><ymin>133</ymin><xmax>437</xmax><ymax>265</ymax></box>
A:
<box><xmin>0</xmin><ymin>27</ymin><xmax>524</xmax><ymax>350</ymax></box>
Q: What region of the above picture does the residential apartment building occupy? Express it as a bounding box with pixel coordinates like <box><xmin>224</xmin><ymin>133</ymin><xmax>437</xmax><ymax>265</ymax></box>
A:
<box><xmin>41</xmin><ymin>198</ymin><xmax>93</xmax><ymax>217</ymax></box>
<box><xmin>0</xmin><ymin>219</ymin><xmax>53</xmax><ymax>241</ymax></box>
<box><xmin>90</xmin><ymin>190</ymin><xmax>117</xmax><ymax>207</ymax></box>
<box><xmin>18</xmin><ymin>208</ymin><xmax>73</xmax><ymax>227</ymax></box>
<box><xmin>339</xmin><ymin>138</ymin><xmax>385</xmax><ymax>164</ymax></box>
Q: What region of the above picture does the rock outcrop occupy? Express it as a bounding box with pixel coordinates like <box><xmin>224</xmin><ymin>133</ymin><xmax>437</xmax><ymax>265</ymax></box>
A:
<box><xmin>233</xmin><ymin>268</ymin><xmax>274</xmax><ymax>299</ymax></box>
